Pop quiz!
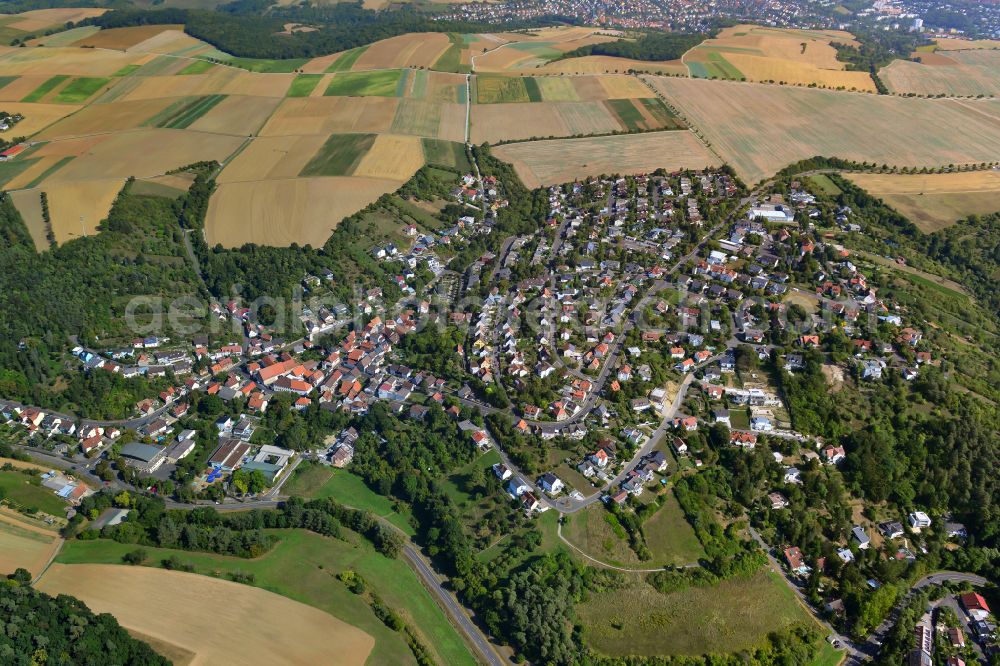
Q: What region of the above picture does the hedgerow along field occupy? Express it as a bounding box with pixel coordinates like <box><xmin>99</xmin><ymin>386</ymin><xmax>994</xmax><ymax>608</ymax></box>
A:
<box><xmin>646</xmin><ymin>75</ymin><xmax>1000</xmax><ymax>184</ymax></box>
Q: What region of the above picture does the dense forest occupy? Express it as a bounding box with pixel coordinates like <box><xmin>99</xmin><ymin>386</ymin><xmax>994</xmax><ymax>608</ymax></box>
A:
<box><xmin>0</xmin><ymin>579</ymin><xmax>169</xmax><ymax>666</ymax></box>
<box><xmin>561</xmin><ymin>30</ymin><xmax>708</xmax><ymax>62</ymax></box>
<box><xmin>0</xmin><ymin>184</ymin><xmax>204</xmax><ymax>414</ymax></box>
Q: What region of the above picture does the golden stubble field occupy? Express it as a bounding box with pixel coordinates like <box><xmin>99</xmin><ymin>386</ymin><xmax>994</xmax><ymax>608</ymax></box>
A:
<box><xmin>494</xmin><ymin>130</ymin><xmax>720</xmax><ymax>188</ymax></box>
<box><xmin>0</xmin><ymin>512</ymin><xmax>61</xmax><ymax>578</ymax></box>
<box><xmin>647</xmin><ymin>76</ymin><xmax>1000</xmax><ymax>184</ymax></box>
<box><xmin>683</xmin><ymin>25</ymin><xmax>875</xmax><ymax>91</ymax></box>
<box><xmin>206</xmin><ymin>175</ymin><xmax>403</xmax><ymax>248</ymax></box>
<box><xmin>846</xmin><ymin>171</ymin><xmax>1000</xmax><ymax>232</ymax></box>
<box><xmin>37</xmin><ymin>563</ymin><xmax>375</xmax><ymax>666</ymax></box>
<box><xmin>880</xmin><ymin>49</ymin><xmax>1000</xmax><ymax>97</ymax></box>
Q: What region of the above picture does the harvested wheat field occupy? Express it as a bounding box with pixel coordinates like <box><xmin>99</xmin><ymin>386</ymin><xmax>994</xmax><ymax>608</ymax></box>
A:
<box><xmin>476</xmin><ymin>30</ymin><xmax>634</xmax><ymax>72</ymax></box>
<box><xmin>44</xmin><ymin>178</ymin><xmax>127</xmax><ymax>241</ymax></box>
<box><xmin>1</xmin><ymin>102</ymin><xmax>80</xmax><ymax>136</ymax></box>
<box><xmin>0</xmin><ymin>7</ymin><xmax>107</xmax><ymax>33</ymax></box>
<box><xmin>596</xmin><ymin>75</ymin><xmax>656</xmax><ymax>98</ymax></box>
<box><xmin>127</xmin><ymin>29</ymin><xmax>212</xmax><ymax>56</ymax></box>
<box><xmin>494</xmin><ymin>131</ymin><xmax>719</xmax><ymax>188</ymax></box>
<box><xmin>647</xmin><ymin>76</ymin><xmax>1000</xmax><ymax>184</ymax></box>
<box><xmin>353</xmin><ymin>134</ymin><xmax>424</xmax><ymax>180</ymax></box>
<box><xmin>683</xmin><ymin>25</ymin><xmax>875</xmax><ymax>90</ymax></box>
<box><xmin>52</xmin><ymin>128</ymin><xmax>243</xmax><ymax>181</ymax></box>
<box><xmin>221</xmin><ymin>70</ymin><xmax>296</xmax><ymax>97</ymax></box>
<box><xmin>35</xmin><ymin>96</ymin><xmax>177</xmax><ymax>139</ymax></box>
<box><xmin>217</xmin><ymin>134</ymin><xmax>329</xmax><ymax>183</ymax></box>
<box><xmin>187</xmin><ymin>94</ymin><xmax>282</xmax><ymax>135</ymax></box>
<box><xmin>0</xmin><ymin>75</ymin><xmax>47</xmax><ymax>102</ymax></box>
<box><xmin>0</xmin><ymin>47</ymin><xmax>141</xmax><ymax>77</ymax></box>
<box><xmin>118</xmin><ymin>68</ymin><xmax>241</xmax><ymax>101</ymax></box>
<box><xmin>0</xmin><ymin>513</ymin><xmax>60</xmax><ymax>579</ymax></box>
<box><xmin>933</xmin><ymin>38</ymin><xmax>1000</xmax><ymax>51</ymax></box>
<box><xmin>5</xmin><ymin>148</ymin><xmax>82</xmax><ymax>189</ymax></box>
<box><xmin>37</xmin><ymin>564</ymin><xmax>374</xmax><ymax>666</ymax></box>
<box><xmin>846</xmin><ymin>171</ymin><xmax>1000</xmax><ymax>232</ymax></box>
<box><xmin>471</xmin><ymin>101</ymin><xmax>622</xmax><ymax>143</ymax></box>
<box><xmin>353</xmin><ymin>33</ymin><xmax>451</xmax><ymax>70</ymax></box>
<box><xmin>260</xmin><ymin>96</ymin><xmax>398</xmax><ymax>136</ymax></box>
<box><xmin>881</xmin><ymin>50</ymin><xmax>1000</xmax><ymax>97</ymax></box>
<box><xmin>73</xmin><ymin>25</ymin><xmax>186</xmax><ymax>50</ymax></box>
<box><xmin>8</xmin><ymin>188</ymin><xmax>47</xmax><ymax>249</ymax></box>
<box><xmin>537</xmin><ymin>56</ymin><xmax>687</xmax><ymax>75</ymax></box>
<box><xmin>207</xmin><ymin>176</ymin><xmax>402</xmax><ymax>247</ymax></box>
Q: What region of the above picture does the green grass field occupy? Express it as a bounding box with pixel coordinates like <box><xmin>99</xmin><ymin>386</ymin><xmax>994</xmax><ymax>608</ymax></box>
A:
<box><xmin>422</xmin><ymin>138</ymin><xmax>470</xmax><ymax>170</ymax></box>
<box><xmin>639</xmin><ymin>97</ymin><xmax>686</xmax><ymax>129</ymax></box>
<box><xmin>286</xmin><ymin>73</ymin><xmax>323</xmax><ymax>97</ymax></box>
<box><xmin>21</xmin><ymin>75</ymin><xmax>69</xmax><ymax>103</ymax></box>
<box><xmin>111</xmin><ymin>65</ymin><xmax>141</xmax><ymax>77</ymax></box>
<box><xmin>808</xmin><ymin>173</ymin><xmax>843</xmax><ymax>195</ymax></box>
<box><xmin>299</xmin><ymin>133</ymin><xmax>375</xmax><ymax>177</ymax></box>
<box><xmin>325</xmin><ymin>70</ymin><xmax>404</xmax><ymax>97</ymax></box>
<box><xmin>642</xmin><ymin>491</ymin><xmax>706</xmax><ymax>566</ymax></box>
<box><xmin>687</xmin><ymin>52</ymin><xmax>745</xmax><ymax>80</ymax></box>
<box><xmin>145</xmin><ymin>95</ymin><xmax>226</xmax><ymax>129</ymax></box>
<box><xmin>57</xmin><ymin>529</ymin><xmax>476</xmax><ymax>666</ymax></box>
<box><xmin>811</xmin><ymin>641</ymin><xmax>845</xmax><ymax>666</ymax></box>
<box><xmin>288</xmin><ymin>465</ymin><xmax>415</xmax><ymax>536</ymax></box>
<box><xmin>476</xmin><ymin>75</ymin><xmax>529</xmax><ymax>103</ymax></box>
<box><xmin>578</xmin><ymin>569</ymin><xmax>820</xmax><ymax>657</ymax></box>
<box><xmin>327</xmin><ymin>46</ymin><xmax>369</xmax><ymax>73</ymax></box>
<box><xmin>283</xmin><ymin>461</ymin><xmax>335</xmax><ymax>496</ymax></box>
<box><xmin>523</xmin><ymin>77</ymin><xmax>543</xmax><ymax>102</ymax></box>
<box><xmin>432</xmin><ymin>33</ymin><xmax>467</xmax><ymax>74</ymax></box>
<box><xmin>0</xmin><ymin>470</ymin><xmax>66</xmax><ymax>515</ymax></box>
<box><xmin>54</xmin><ymin>77</ymin><xmax>111</xmax><ymax>104</ymax></box>
<box><xmin>606</xmin><ymin>98</ymin><xmax>645</xmax><ymax>131</ymax></box>
<box><xmin>177</xmin><ymin>60</ymin><xmax>216</xmax><ymax>76</ymax></box>
<box><xmin>0</xmin><ymin>76</ymin><xmax>16</xmax><ymax>90</ymax></box>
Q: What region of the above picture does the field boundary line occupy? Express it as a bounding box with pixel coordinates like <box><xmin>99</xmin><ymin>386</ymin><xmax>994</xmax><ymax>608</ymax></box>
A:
<box><xmin>33</xmin><ymin>536</ymin><xmax>65</xmax><ymax>585</ymax></box>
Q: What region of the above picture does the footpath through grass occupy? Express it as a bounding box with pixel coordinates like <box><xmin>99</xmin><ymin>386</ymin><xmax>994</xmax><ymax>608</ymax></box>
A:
<box><xmin>58</xmin><ymin>529</ymin><xmax>476</xmax><ymax>666</ymax></box>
